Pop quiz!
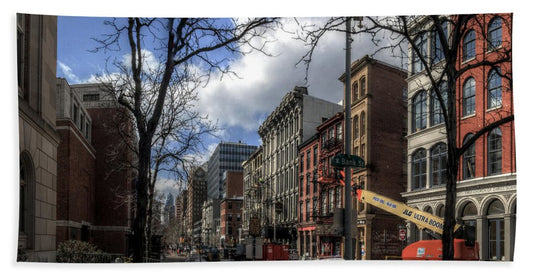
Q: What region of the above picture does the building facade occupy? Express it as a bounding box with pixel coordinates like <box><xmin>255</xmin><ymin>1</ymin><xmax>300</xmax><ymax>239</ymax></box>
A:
<box><xmin>403</xmin><ymin>14</ymin><xmax>515</xmax><ymax>261</ymax></box>
<box><xmin>242</xmin><ymin>147</ymin><xmax>263</xmax><ymax>239</ymax></box>
<box><xmin>297</xmin><ymin>133</ymin><xmax>320</xmax><ymax>259</ymax></box>
<box><xmin>201</xmin><ymin>198</ymin><xmax>220</xmax><ymax>247</ymax></box>
<box><xmin>186</xmin><ymin>165</ymin><xmax>208</xmax><ymax>245</ymax></box>
<box><xmin>71</xmin><ymin>82</ymin><xmax>136</xmax><ymax>254</ymax></box>
<box><xmin>55</xmin><ymin>78</ymin><xmax>97</xmax><ymax>248</ymax></box>
<box><xmin>258</xmin><ymin>86</ymin><xmax>343</xmax><ymax>249</ymax></box>
<box><xmin>18</xmin><ymin>13</ymin><xmax>59</xmax><ymax>262</ymax></box>
<box><xmin>340</xmin><ymin>56</ymin><xmax>408</xmax><ymax>259</ymax></box>
<box><xmin>207</xmin><ymin>142</ymin><xmax>257</xmax><ymax>200</ymax></box>
<box><xmin>175</xmin><ymin>190</ymin><xmax>188</xmax><ymax>245</ymax></box>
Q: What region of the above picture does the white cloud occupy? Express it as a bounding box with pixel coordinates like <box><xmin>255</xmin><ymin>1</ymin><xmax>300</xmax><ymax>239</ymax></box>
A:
<box><xmin>57</xmin><ymin>61</ymin><xmax>81</xmax><ymax>83</ymax></box>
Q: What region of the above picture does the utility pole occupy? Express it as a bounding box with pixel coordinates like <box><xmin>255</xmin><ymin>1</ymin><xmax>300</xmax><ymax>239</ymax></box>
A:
<box><xmin>343</xmin><ymin>17</ymin><xmax>354</xmax><ymax>261</ymax></box>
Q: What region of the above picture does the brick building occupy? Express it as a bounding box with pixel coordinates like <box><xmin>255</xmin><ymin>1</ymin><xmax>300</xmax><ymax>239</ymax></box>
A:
<box><xmin>339</xmin><ymin>56</ymin><xmax>408</xmax><ymax>259</ymax></box>
<box><xmin>17</xmin><ymin>13</ymin><xmax>59</xmax><ymax>262</ymax></box>
<box><xmin>403</xmin><ymin>14</ymin><xmax>515</xmax><ymax>261</ymax></box>
<box><xmin>186</xmin><ymin>165</ymin><xmax>208</xmax><ymax>245</ymax></box>
<box><xmin>55</xmin><ymin>79</ymin><xmax>96</xmax><ymax>246</ymax></box>
<box><xmin>219</xmin><ymin>171</ymin><xmax>244</xmax><ymax>247</ymax></box>
<box><xmin>296</xmin><ymin>132</ymin><xmax>319</xmax><ymax>259</ymax></box>
<box><xmin>62</xmin><ymin>82</ymin><xmax>136</xmax><ymax>254</ymax></box>
<box><xmin>175</xmin><ymin>190</ymin><xmax>188</xmax><ymax>244</ymax></box>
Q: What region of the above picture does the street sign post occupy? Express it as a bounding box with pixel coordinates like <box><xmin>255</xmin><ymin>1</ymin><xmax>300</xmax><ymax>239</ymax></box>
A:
<box><xmin>331</xmin><ymin>153</ymin><xmax>365</xmax><ymax>168</ymax></box>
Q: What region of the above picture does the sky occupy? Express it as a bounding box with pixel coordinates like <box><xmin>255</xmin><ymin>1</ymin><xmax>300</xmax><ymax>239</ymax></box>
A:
<box><xmin>55</xmin><ymin>16</ymin><xmax>403</xmax><ymax>197</ymax></box>
<box><xmin>4</xmin><ymin>0</ymin><xmax>533</xmax><ymax>274</ymax></box>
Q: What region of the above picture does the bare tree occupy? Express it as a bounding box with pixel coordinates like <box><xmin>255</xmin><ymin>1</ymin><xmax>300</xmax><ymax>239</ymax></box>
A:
<box><xmin>296</xmin><ymin>14</ymin><xmax>513</xmax><ymax>260</ymax></box>
<box><xmin>91</xmin><ymin>17</ymin><xmax>278</xmax><ymax>262</ymax></box>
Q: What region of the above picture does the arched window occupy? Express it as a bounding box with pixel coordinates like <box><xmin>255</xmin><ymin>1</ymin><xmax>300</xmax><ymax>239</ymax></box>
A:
<box><xmin>360</xmin><ymin>77</ymin><xmax>366</xmax><ymax>96</ymax></box>
<box><xmin>411</xmin><ymin>149</ymin><xmax>427</xmax><ymax>190</ymax></box>
<box><xmin>462</xmin><ymin>77</ymin><xmax>476</xmax><ymax>117</ymax></box>
<box><xmin>461</xmin><ymin>202</ymin><xmax>478</xmax><ymax>238</ymax></box>
<box><xmin>360</xmin><ymin>112</ymin><xmax>366</xmax><ymax>137</ymax></box>
<box><xmin>488</xmin><ymin>16</ymin><xmax>502</xmax><ymax>50</ymax></box>
<box><xmin>353</xmin><ymin>115</ymin><xmax>359</xmax><ymax>140</ymax></box>
<box><xmin>430</xmin><ymin>143</ymin><xmax>447</xmax><ymax>187</ymax></box>
<box><xmin>431</xmin><ymin>82</ymin><xmax>448</xmax><ymax>126</ymax></box>
<box><xmin>488</xmin><ymin>68</ymin><xmax>502</xmax><ymax>109</ymax></box>
<box><xmin>437</xmin><ymin>205</ymin><xmax>445</xmax><ymax>217</ymax></box>
<box><xmin>463</xmin><ymin>134</ymin><xmax>476</xmax><ymax>180</ymax></box>
<box><xmin>352</xmin><ymin>81</ymin><xmax>359</xmax><ymax>102</ymax></box>
<box><xmin>432</xmin><ymin>21</ymin><xmax>448</xmax><ymax>63</ymax></box>
<box><xmin>487</xmin><ymin>199</ymin><xmax>505</xmax><ymax>261</ymax></box>
<box><xmin>463</xmin><ymin>29</ymin><xmax>476</xmax><ymax>61</ymax></box>
<box><xmin>412</xmin><ymin>91</ymin><xmax>427</xmax><ymax>132</ymax></box>
<box><xmin>488</xmin><ymin>127</ymin><xmax>502</xmax><ymax>175</ymax></box>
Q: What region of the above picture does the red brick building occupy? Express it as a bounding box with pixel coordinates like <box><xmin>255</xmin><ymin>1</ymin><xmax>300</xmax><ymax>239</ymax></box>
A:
<box><xmin>340</xmin><ymin>56</ymin><xmax>408</xmax><ymax>259</ymax></box>
<box><xmin>55</xmin><ymin>80</ymin><xmax>136</xmax><ymax>254</ymax></box>
<box><xmin>296</xmin><ymin>133</ymin><xmax>319</xmax><ymax>259</ymax></box>
<box><xmin>220</xmin><ymin>171</ymin><xmax>244</xmax><ymax>247</ymax></box>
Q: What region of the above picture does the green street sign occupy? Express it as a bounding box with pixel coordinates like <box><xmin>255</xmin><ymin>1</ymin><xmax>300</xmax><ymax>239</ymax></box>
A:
<box><xmin>331</xmin><ymin>154</ymin><xmax>365</xmax><ymax>168</ymax></box>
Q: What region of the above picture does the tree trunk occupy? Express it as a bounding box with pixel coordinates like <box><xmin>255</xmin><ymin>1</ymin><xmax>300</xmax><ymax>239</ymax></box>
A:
<box><xmin>132</xmin><ymin>135</ymin><xmax>151</xmax><ymax>262</ymax></box>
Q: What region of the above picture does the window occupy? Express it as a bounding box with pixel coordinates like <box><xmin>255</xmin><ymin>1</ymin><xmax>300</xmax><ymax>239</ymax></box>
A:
<box><xmin>412</xmin><ymin>149</ymin><xmax>427</xmax><ymax>190</ymax></box>
<box><xmin>431</xmin><ymin>82</ymin><xmax>447</xmax><ymax>126</ymax></box>
<box><xmin>17</xmin><ymin>14</ymin><xmax>26</xmax><ymax>94</ymax></box>
<box><xmin>352</xmin><ymin>81</ymin><xmax>359</xmax><ymax>102</ymax></box>
<box><xmin>300</xmin><ymin>202</ymin><xmax>303</xmax><ymax>222</ymax></box>
<box><xmin>306</xmin><ymin>174</ymin><xmax>310</xmax><ymax>195</ymax></box>
<box><xmin>329</xmin><ymin>189</ymin><xmax>334</xmax><ymax>213</ymax></box>
<box><xmin>306</xmin><ymin>201</ymin><xmax>310</xmax><ymax>221</ymax></box>
<box><xmin>300</xmin><ymin>154</ymin><xmax>304</xmax><ymax>173</ymax></box>
<box><xmin>335</xmin><ymin>186</ymin><xmax>342</xmax><ymax>208</ymax></box>
<box><xmin>463</xmin><ymin>30</ymin><xmax>476</xmax><ymax>61</ymax></box>
<box><xmin>83</xmin><ymin>94</ymin><xmax>100</xmax><ymax>101</ymax></box>
<box><xmin>488</xmin><ymin>68</ymin><xmax>502</xmax><ymax>109</ymax></box>
<box><xmin>463</xmin><ymin>134</ymin><xmax>476</xmax><ymax>180</ymax></box>
<box><xmin>462</xmin><ymin>78</ymin><xmax>476</xmax><ymax>116</ymax></box>
<box><xmin>488</xmin><ymin>17</ymin><xmax>502</xmax><ymax>51</ymax></box>
<box><xmin>360</xmin><ymin>77</ymin><xmax>366</xmax><ymax>96</ymax></box>
<box><xmin>313</xmin><ymin>146</ymin><xmax>318</xmax><ymax>167</ymax></box>
<box><xmin>321</xmin><ymin>193</ymin><xmax>327</xmax><ymax>215</ymax></box>
<box><xmin>306</xmin><ymin>150</ymin><xmax>311</xmax><ymax>170</ymax></box>
<box><xmin>360</xmin><ymin>112</ymin><xmax>366</xmax><ymax>136</ymax></box>
<box><xmin>430</xmin><ymin>143</ymin><xmax>447</xmax><ymax>187</ymax></box>
<box><xmin>413</xmin><ymin>33</ymin><xmax>428</xmax><ymax>73</ymax></box>
<box><xmin>336</xmin><ymin>123</ymin><xmax>342</xmax><ymax>141</ymax></box>
<box><xmin>487</xmin><ymin>200</ymin><xmax>505</xmax><ymax>261</ymax></box>
<box><xmin>488</xmin><ymin>128</ymin><xmax>502</xmax><ymax>175</ymax></box>
<box><xmin>412</xmin><ymin>91</ymin><xmax>427</xmax><ymax>132</ymax></box>
<box><xmin>432</xmin><ymin>21</ymin><xmax>448</xmax><ymax>63</ymax></box>
<box><xmin>73</xmin><ymin>103</ymin><xmax>79</xmax><ymax>125</ymax></box>
<box><xmin>353</xmin><ymin>115</ymin><xmax>359</xmax><ymax>139</ymax></box>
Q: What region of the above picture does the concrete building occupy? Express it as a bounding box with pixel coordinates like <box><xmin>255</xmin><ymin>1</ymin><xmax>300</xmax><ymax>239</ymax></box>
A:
<box><xmin>339</xmin><ymin>56</ymin><xmax>408</xmax><ymax>260</ymax></box>
<box><xmin>258</xmin><ymin>86</ymin><xmax>342</xmax><ymax>249</ymax></box>
<box><xmin>17</xmin><ymin>13</ymin><xmax>59</xmax><ymax>262</ymax></box>
<box><xmin>207</xmin><ymin>142</ymin><xmax>257</xmax><ymax>200</ymax></box>
<box><xmin>403</xmin><ymin>14</ymin><xmax>515</xmax><ymax>261</ymax></box>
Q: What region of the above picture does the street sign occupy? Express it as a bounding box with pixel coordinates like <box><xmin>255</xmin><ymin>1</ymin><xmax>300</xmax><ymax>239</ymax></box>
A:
<box><xmin>399</xmin><ymin>228</ymin><xmax>406</xmax><ymax>241</ymax></box>
<box><xmin>331</xmin><ymin>154</ymin><xmax>365</xmax><ymax>168</ymax></box>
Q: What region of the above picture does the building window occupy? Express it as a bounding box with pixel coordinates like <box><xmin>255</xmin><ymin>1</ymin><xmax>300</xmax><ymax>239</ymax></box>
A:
<box><xmin>306</xmin><ymin>201</ymin><xmax>310</xmax><ymax>221</ymax></box>
<box><xmin>306</xmin><ymin>150</ymin><xmax>311</xmax><ymax>170</ymax></box>
<box><xmin>352</xmin><ymin>81</ymin><xmax>358</xmax><ymax>102</ymax></box>
<box><xmin>360</xmin><ymin>112</ymin><xmax>366</xmax><ymax>137</ymax></box>
<box><xmin>19</xmin><ymin>152</ymin><xmax>35</xmax><ymax>249</ymax></box>
<box><xmin>488</xmin><ymin>127</ymin><xmax>502</xmax><ymax>175</ymax></box>
<box><xmin>360</xmin><ymin>77</ymin><xmax>366</xmax><ymax>96</ymax></box>
<box><xmin>432</xmin><ymin>21</ymin><xmax>448</xmax><ymax>63</ymax></box>
<box><xmin>335</xmin><ymin>186</ymin><xmax>342</xmax><ymax>208</ymax></box>
<box><xmin>487</xmin><ymin>200</ymin><xmax>505</xmax><ymax>261</ymax></box>
<box><xmin>488</xmin><ymin>68</ymin><xmax>502</xmax><ymax>109</ymax></box>
<box><xmin>306</xmin><ymin>174</ymin><xmax>310</xmax><ymax>195</ymax></box>
<box><xmin>83</xmin><ymin>94</ymin><xmax>100</xmax><ymax>101</ymax></box>
<box><xmin>336</xmin><ymin>123</ymin><xmax>342</xmax><ymax>142</ymax></box>
<box><xmin>413</xmin><ymin>33</ymin><xmax>428</xmax><ymax>73</ymax></box>
<box><xmin>353</xmin><ymin>115</ymin><xmax>359</xmax><ymax>140</ymax></box>
<box><xmin>488</xmin><ymin>16</ymin><xmax>502</xmax><ymax>51</ymax></box>
<box><xmin>463</xmin><ymin>29</ymin><xmax>476</xmax><ymax>61</ymax></box>
<box><xmin>313</xmin><ymin>146</ymin><xmax>318</xmax><ymax>167</ymax></box>
<box><xmin>73</xmin><ymin>103</ymin><xmax>79</xmax><ymax>125</ymax></box>
<box><xmin>321</xmin><ymin>193</ymin><xmax>327</xmax><ymax>215</ymax></box>
<box><xmin>411</xmin><ymin>149</ymin><xmax>427</xmax><ymax>190</ymax></box>
<box><xmin>462</xmin><ymin>77</ymin><xmax>476</xmax><ymax>117</ymax></box>
<box><xmin>463</xmin><ymin>134</ymin><xmax>476</xmax><ymax>180</ymax></box>
<box><xmin>430</xmin><ymin>143</ymin><xmax>447</xmax><ymax>187</ymax></box>
<box><xmin>412</xmin><ymin>91</ymin><xmax>427</xmax><ymax>132</ymax></box>
<box><xmin>431</xmin><ymin>82</ymin><xmax>447</xmax><ymax>126</ymax></box>
<box><xmin>17</xmin><ymin>14</ymin><xmax>26</xmax><ymax>95</ymax></box>
<box><xmin>328</xmin><ymin>189</ymin><xmax>334</xmax><ymax>213</ymax></box>
<box><xmin>300</xmin><ymin>154</ymin><xmax>304</xmax><ymax>173</ymax></box>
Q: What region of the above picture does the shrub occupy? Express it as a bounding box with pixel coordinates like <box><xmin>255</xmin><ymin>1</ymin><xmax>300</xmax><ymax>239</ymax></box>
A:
<box><xmin>56</xmin><ymin>240</ymin><xmax>104</xmax><ymax>263</ymax></box>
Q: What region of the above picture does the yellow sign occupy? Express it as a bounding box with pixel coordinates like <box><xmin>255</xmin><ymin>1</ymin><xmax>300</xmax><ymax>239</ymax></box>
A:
<box><xmin>357</xmin><ymin>189</ymin><xmax>460</xmax><ymax>234</ymax></box>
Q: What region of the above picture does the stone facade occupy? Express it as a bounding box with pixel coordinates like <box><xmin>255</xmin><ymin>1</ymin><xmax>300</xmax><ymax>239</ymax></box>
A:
<box><xmin>18</xmin><ymin>14</ymin><xmax>59</xmax><ymax>262</ymax></box>
<box><xmin>258</xmin><ymin>86</ymin><xmax>342</xmax><ymax>249</ymax></box>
